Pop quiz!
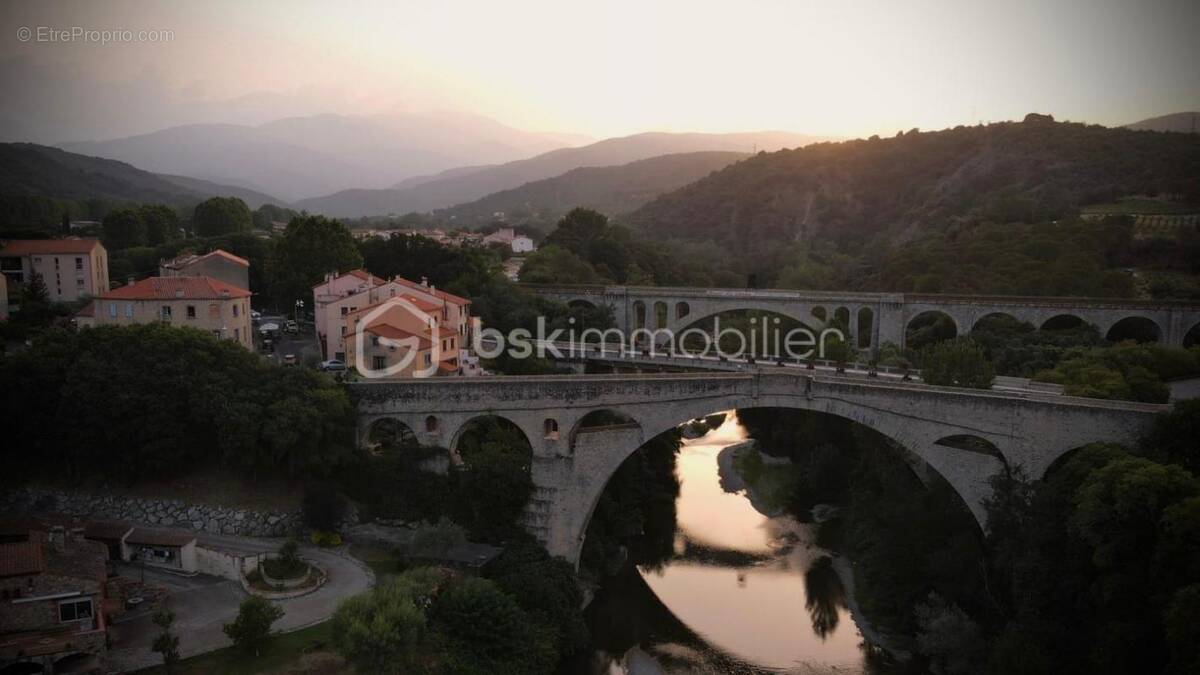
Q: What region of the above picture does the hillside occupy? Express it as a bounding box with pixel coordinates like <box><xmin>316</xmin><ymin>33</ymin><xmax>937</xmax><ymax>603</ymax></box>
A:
<box><xmin>0</xmin><ymin>143</ymin><xmax>282</xmax><ymax>207</ymax></box>
<box><xmin>628</xmin><ymin>120</ymin><xmax>1200</xmax><ymax>249</ymax></box>
<box><xmin>1126</xmin><ymin>112</ymin><xmax>1200</xmax><ymax>134</ymax></box>
<box><xmin>296</xmin><ymin>131</ymin><xmax>830</xmax><ymax>217</ymax></box>
<box><xmin>438</xmin><ymin>151</ymin><xmax>748</xmax><ymax>225</ymax></box>
<box><xmin>59</xmin><ymin>112</ymin><xmax>581</xmax><ymax>201</ymax></box>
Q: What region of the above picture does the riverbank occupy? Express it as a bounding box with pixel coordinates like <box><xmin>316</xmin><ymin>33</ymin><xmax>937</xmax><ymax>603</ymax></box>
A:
<box><xmin>831</xmin><ymin>556</ymin><xmax>913</xmax><ymax>664</ymax></box>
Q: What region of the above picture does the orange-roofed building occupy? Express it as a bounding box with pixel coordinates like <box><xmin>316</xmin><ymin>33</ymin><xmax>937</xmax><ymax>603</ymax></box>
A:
<box><xmin>0</xmin><ymin>238</ymin><xmax>109</xmax><ymax>302</ymax></box>
<box><xmin>82</xmin><ymin>276</ymin><xmax>253</xmax><ymax>349</ymax></box>
<box><xmin>313</xmin><ymin>270</ymin><xmax>471</xmax><ymax>366</ymax></box>
<box><xmin>158</xmin><ymin>248</ymin><xmax>250</xmax><ymax>290</ymax></box>
<box><xmin>344</xmin><ymin>298</ymin><xmax>463</xmax><ymax>377</ymax></box>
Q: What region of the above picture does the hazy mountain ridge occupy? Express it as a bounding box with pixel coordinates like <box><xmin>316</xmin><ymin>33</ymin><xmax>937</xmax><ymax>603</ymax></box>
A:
<box><xmin>0</xmin><ymin>143</ymin><xmax>284</xmax><ymax>209</ymax></box>
<box><xmin>297</xmin><ymin>131</ymin><xmax>832</xmax><ymax>217</ymax></box>
<box><xmin>58</xmin><ymin>112</ymin><xmax>584</xmax><ymax>202</ymax></box>
<box><xmin>438</xmin><ymin>151</ymin><xmax>749</xmax><ymax>225</ymax></box>
<box><xmin>1126</xmin><ymin>112</ymin><xmax>1200</xmax><ymax>134</ymax></box>
<box><xmin>628</xmin><ymin>120</ymin><xmax>1200</xmax><ymax>248</ymax></box>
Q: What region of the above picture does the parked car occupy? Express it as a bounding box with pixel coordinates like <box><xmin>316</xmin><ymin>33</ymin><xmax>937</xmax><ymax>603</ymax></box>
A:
<box><xmin>285</xmin><ymin>319</ymin><xmax>298</xmax><ymax>333</ymax></box>
<box><xmin>282</xmin><ymin>354</ymin><xmax>297</xmax><ymax>366</ymax></box>
<box><xmin>319</xmin><ymin>359</ymin><xmax>347</xmax><ymax>372</ymax></box>
<box><xmin>250</xmin><ymin>310</ymin><xmax>262</xmax><ymax>322</ymax></box>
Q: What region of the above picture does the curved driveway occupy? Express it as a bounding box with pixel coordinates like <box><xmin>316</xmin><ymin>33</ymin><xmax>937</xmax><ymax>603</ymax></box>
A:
<box><xmin>108</xmin><ymin>533</ymin><xmax>374</xmax><ymax>671</ymax></box>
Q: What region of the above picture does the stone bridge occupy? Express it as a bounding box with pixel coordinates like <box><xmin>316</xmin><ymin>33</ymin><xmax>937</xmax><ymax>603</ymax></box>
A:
<box><xmin>351</xmin><ymin>372</ymin><xmax>1164</xmax><ymax>567</ymax></box>
<box><xmin>526</xmin><ymin>284</ymin><xmax>1200</xmax><ymax>349</ymax></box>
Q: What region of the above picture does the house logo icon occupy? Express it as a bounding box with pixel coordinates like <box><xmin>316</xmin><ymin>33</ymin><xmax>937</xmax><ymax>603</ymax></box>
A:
<box><xmin>353</xmin><ymin>297</ymin><xmax>441</xmax><ymax>378</ymax></box>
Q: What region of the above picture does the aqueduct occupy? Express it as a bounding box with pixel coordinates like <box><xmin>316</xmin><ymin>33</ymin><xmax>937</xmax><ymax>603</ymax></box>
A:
<box><xmin>527</xmin><ymin>284</ymin><xmax>1200</xmax><ymax>349</ymax></box>
<box><xmin>351</xmin><ymin>371</ymin><xmax>1164</xmax><ymax>567</ymax></box>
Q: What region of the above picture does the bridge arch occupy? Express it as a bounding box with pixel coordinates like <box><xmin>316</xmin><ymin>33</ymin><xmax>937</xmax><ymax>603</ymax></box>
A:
<box><xmin>1104</xmin><ymin>316</ymin><xmax>1162</xmax><ymax>343</ymax></box>
<box><xmin>857</xmin><ymin>307</ymin><xmax>874</xmax><ymax>349</ymax></box>
<box><xmin>654</xmin><ymin>301</ymin><xmax>669</xmax><ymax>330</ymax></box>
<box><xmin>364</xmin><ymin>418</ymin><xmax>417</xmax><ymax>451</ymax></box>
<box><xmin>567</xmin><ymin>298</ymin><xmax>598</xmax><ymax>311</ymax></box>
<box><xmin>448</xmin><ymin>414</ymin><xmax>533</xmax><ymax>456</ymax></box>
<box><xmin>1041</xmin><ymin>314</ymin><xmax>1087</xmax><ymax>331</ymax></box>
<box><xmin>906</xmin><ymin>310</ymin><xmax>959</xmax><ymax>349</ymax></box>
<box><xmin>572</xmin><ymin>401</ymin><xmax>1009</xmax><ymax>568</ymax></box>
<box><xmin>670</xmin><ymin>305</ymin><xmax>815</xmax><ymax>340</ymax></box>
<box><xmin>569</xmin><ymin>409</ymin><xmax>641</xmax><ymax>454</ymax></box>
<box><xmin>970</xmin><ymin>312</ymin><xmax>1023</xmax><ymax>333</ymax></box>
<box><xmin>675</xmin><ymin>301</ymin><xmax>691</xmax><ymax>321</ymax></box>
<box><xmin>1186</xmin><ymin>322</ymin><xmax>1200</xmax><ymax>349</ymax></box>
<box><xmin>632</xmin><ymin>301</ymin><xmax>647</xmax><ymax>330</ymax></box>
<box><xmin>811</xmin><ymin>306</ymin><xmax>827</xmax><ymax>323</ymax></box>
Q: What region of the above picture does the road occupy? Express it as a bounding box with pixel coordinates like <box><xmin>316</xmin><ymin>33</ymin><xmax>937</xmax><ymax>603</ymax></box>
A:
<box><xmin>107</xmin><ymin>534</ymin><xmax>374</xmax><ymax>671</ymax></box>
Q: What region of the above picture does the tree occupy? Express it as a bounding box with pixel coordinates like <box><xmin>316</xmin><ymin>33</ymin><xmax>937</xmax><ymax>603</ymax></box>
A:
<box><xmin>1165</xmin><ymin>584</ymin><xmax>1200</xmax><ymax>675</ymax></box>
<box><xmin>139</xmin><ymin>204</ymin><xmax>180</xmax><ymax>245</ymax></box>
<box><xmin>193</xmin><ymin>197</ymin><xmax>252</xmax><ymax>237</ymax></box>
<box><xmin>102</xmin><ymin>207</ymin><xmax>146</xmax><ymax>250</ymax></box>
<box><xmin>331</xmin><ymin>568</ymin><xmax>442</xmax><ymax>675</ymax></box>
<box><xmin>151</xmin><ymin>609</ymin><xmax>180</xmax><ymax>672</ymax></box>
<box><xmin>269</xmin><ymin>215</ymin><xmax>363</xmax><ymax>306</ymax></box>
<box><xmin>920</xmin><ymin>338</ymin><xmax>995</xmax><ymax>389</ymax></box>
<box><xmin>517</xmin><ymin>245</ymin><xmax>602</xmax><ymax>284</ymax></box>
<box><xmin>430</xmin><ymin>576</ymin><xmax>556</xmax><ymax>675</ymax></box>
<box><xmin>223</xmin><ymin>596</ymin><xmax>284</xmax><ymax>656</ymax></box>
<box><xmin>302</xmin><ymin>481</ymin><xmax>347</xmax><ymax>532</ymax></box>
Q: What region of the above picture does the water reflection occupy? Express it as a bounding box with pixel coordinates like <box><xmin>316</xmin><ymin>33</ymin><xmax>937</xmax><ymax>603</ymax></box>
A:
<box><xmin>583</xmin><ymin>411</ymin><xmax>878</xmax><ymax>675</ymax></box>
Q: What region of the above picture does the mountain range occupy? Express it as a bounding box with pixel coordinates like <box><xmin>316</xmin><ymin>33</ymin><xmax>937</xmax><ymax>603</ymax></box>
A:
<box><xmin>58</xmin><ymin>112</ymin><xmax>590</xmax><ymax>202</ymax></box>
<box><xmin>0</xmin><ymin>142</ymin><xmax>281</xmax><ymax>209</ymax></box>
<box><xmin>1126</xmin><ymin>112</ymin><xmax>1200</xmax><ymax>134</ymax></box>
<box><xmin>628</xmin><ymin>118</ymin><xmax>1200</xmax><ymax>249</ymax></box>
<box><xmin>437</xmin><ymin>151</ymin><xmax>749</xmax><ymax>225</ymax></box>
<box><xmin>294</xmin><ymin>131</ymin><xmax>830</xmax><ymax>218</ymax></box>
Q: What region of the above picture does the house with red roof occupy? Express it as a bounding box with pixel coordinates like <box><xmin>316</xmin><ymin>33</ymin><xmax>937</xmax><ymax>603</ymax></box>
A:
<box><xmin>0</xmin><ymin>238</ymin><xmax>109</xmax><ymax>303</ymax></box>
<box><xmin>158</xmin><ymin>248</ymin><xmax>250</xmax><ymax>290</ymax></box>
<box><xmin>313</xmin><ymin>271</ymin><xmax>472</xmax><ymax>370</ymax></box>
<box><xmin>343</xmin><ymin>295</ymin><xmax>465</xmax><ymax>377</ymax></box>
<box><xmin>82</xmin><ymin>276</ymin><xmax>254</xmax><ymax>349</ymax></box>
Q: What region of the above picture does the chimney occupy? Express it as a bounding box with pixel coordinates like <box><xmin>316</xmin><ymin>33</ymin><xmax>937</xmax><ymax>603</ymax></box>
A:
<box><xmin>420</xmin><ymin>276</ymin><xmax>429</xmax><ymax>288</ymax></box>
<box><xmin>220</xmin><ymin>290</ymin><xmax>230</xmax><ymax>298</ymax></box>
<box><xmin>126</xmin><ymin>276</ymin><xmax>135</xmax><ymax>286</ymax></box>
<box><xmin>175</xmin><ymin>288</ymin><xmax>184</xmax><ymax>298</ymax></box>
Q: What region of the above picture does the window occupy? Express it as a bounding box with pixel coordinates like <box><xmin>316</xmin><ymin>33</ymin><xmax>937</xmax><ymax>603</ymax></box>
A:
<box><xmin>186</xmin><ymin>305</ymin><xmax>196</xmax><ymax>319</ymax></box>
<box><xmin>75</xmin><ymin>257</ymin><xmax>83</xmax><ymax>270</ymax></box>
<box><xmin>32</xmin><ymin>256</ymin><xmax>41</xmax><ymax>263</ymax></box>
<box><xmin>54</xmin><ymin>258</ymin><xmax>60</xmax><ymax>269</ymax></box>
<box><xmin>234</xmin><ymin>328</ymin><xmax>240</xmax><ymax>341</ymax></box>
<box><xmin>59</xmin><ymin>598</ymin><xmax>93</xmax><ymax>623</ymax></box>
<box><xmin>373</xmin><ymin>355</ymin><xmax>386</xmax><ymax>370</ymax></box>
<box><xmin>341</xmin><ymin>307</ymin><xmax>349</xmax><ymax>316</ymax></box>
<box><xmin>423</xmin><ymin>353</ymin><xmax>432</xmax><ymax>366</ymax></box>
<box><xmin>544</xmin><ymin>418</ymin><xmax>560</xmax><ymax>439</ymax></box>
<box><xmin>371</xmin><ymin>336</ymin><xmax>380</xmax><ymax>346</ymax></box>
<box><xmin>161</xmin><ymin>306</ymin><xmax>172</xmax><ymax>320</ymax></box>
<box><xmin>125</xmin><ymin>303</ymin><xmax>133</xmax><ymax>318</ymax></box>
<box><xmin>76</xmin><ymin>278</ymin><xmax>84</xmax><ymax>287</ymax></box>
<box><xmin>425</xmin><ymin>416</ymin><xmax>439</xmax><ymax>432</ymax></box>
<box><xmin>108</xmin><ymin>303</ymin><xmax>117</xmax><ymax>318</ymax></box>
<box><xmin>233</xmin><ymin>304</ymin><xmax>239</xmax><ymax>317</ymax></box>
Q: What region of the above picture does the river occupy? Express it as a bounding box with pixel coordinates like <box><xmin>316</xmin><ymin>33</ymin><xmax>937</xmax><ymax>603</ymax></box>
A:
<box><xmin>579</xmin><ymin>411</ymin><xmax>889</xmax><ymax>675</ymax></box>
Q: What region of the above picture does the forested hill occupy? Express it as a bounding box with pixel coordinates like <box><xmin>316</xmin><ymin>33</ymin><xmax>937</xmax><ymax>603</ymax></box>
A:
<box><xmin>628</xmin><ymin>119</ymin><xmax>1200</xmax><ymax>248</ymax></box>
<box><xmin>438</xmin><ymin>151</ymin><xmax>748</xmax><ymax>226</ymax></box>
<box><xmin>0</xmin><ymin>143</ymin><xmax>282</xmax><ymax>209</ymax></box>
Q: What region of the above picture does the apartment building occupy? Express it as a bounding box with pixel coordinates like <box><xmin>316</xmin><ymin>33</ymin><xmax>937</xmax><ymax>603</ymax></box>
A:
<box><xmin>159</xmin><ymin>248</ymin><xmax>250</xmax><ymax>290</ymax></box>
<box><xmin>0</xmin><ymin>238</ymin><xmax>109</xmax><ymax>302</ymax></box>
<box><xmin>84</xmin><ymin>276</ymin><xmax>253</xmax><ymax>349</ymax></box>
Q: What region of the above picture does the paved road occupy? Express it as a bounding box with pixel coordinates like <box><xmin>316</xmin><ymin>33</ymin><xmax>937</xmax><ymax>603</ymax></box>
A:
<box><xmin>108</xmin><ymin>534</ymin><xmax>373</xmax><ymax>671</ymax></box>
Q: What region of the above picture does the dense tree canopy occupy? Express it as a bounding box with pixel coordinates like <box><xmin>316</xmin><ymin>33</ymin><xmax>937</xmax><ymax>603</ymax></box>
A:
<box><xmin>269</xmin><ymin>214</ymin><xmax>363</xmax><ymax>306</ymax></box>
<box><xmin>193</xmin><ymin>196</ymin><xmax>252</xmax><ymax>237</ymax></box>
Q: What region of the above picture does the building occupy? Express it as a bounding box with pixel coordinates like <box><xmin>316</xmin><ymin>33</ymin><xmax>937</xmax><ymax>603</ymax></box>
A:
<box><xmin>0</xmin><ymin>238</ymin><xmax>109</xmax><ymax>303</ymax></box>
<box><xmin>83</xmin><ymin>276</ymin><xmax>253</xmax><ymax>349</ymax></box>
<box><xmin>343</xmin><ymin>296</ymin><xmax>463</xmax><ymax>377</ymax></box>
<box><xmin>0</xmin><ymin>273</ymin><xmax>8</xmax><ymax>321</ymax></box>
<box><xmin>122</xmin><ymin>529</ymin><xmax>197</xmax><ymax>573</ymax></box>
<box><xmin>0</xmin><ymin>526</ymin><xmax>110</xmax><ymax>673</ymax></box>
<box><xmin>313</xmin><ymin>271</ymin><xmax>472</xmax><ymax>365</ymax></box>
<box><xmin>159</xmin><ymin>249</ymin><xmax>250</xmax><ymax>290</ymax></box>
<box><xmin>481</xmin><ymin>227</ymin><xmax>535</xmax><ymax>253</ymax></box>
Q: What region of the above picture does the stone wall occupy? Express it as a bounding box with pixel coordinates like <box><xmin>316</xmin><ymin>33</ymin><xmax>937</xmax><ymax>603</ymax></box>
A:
<box><xmin>1</xmin><ymin>487</ymin><xmax>302</xmax><ymax>537</ymax></box>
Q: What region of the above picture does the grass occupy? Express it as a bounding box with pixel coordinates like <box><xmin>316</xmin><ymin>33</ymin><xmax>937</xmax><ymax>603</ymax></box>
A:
<box><xmin>133</xmin><ymin>621</ymin><xmax>338</xmax><ymax>675</ymax></box>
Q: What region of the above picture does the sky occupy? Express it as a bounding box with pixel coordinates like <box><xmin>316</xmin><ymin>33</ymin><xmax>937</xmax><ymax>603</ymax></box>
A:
<box><xmin>1</xmin><ymin>0</ymin><xmax>1198</xmax><ymax>143</ymax></box>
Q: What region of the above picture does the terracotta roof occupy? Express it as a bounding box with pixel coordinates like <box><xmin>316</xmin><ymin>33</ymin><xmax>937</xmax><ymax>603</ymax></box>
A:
<box><xmin>312</xmin><ymin>269</ymin><xmax>385</xmax><ymax>289</ymax></box>
<box><xmin>0</xmin><ymin>541</ymin><xmax>45</xmax><ymax>577</ymax></box>
<box><xmin>0</xmin><ymin>238</ymin><xmax>103</xmax><ymax>256</ymax></box>
<box><xmin>364</xmin><ymin>322</ymin><xmax>433</xmax><ymax>349</ymax></box>
<box><xmin>345</xmin><ymin>294</ymin><xmax>443</xmax><ymax>320</ymax></box>
<box><xmin>165</xmin><ymin>249</ymin><xmax>250</xmax><ymax>270</ymax></box>
<box><xmin>98</xmin><ymin>276</ymin><xmax>251</xmax><ymax>301</ymax></box>
<box><xmin>437</xmin><ymin>361</ymin><xmax>459</xmax><ymax>373</ymax></box>
<box><xmin>391</xmin><ymin>276</ymin><xmax>470</xmax><ymax>306</ymax></box>
<box><xmin>125</xmin><ymin>528</ymin><xmax>196</xmax><ymax>547</ymax></box>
